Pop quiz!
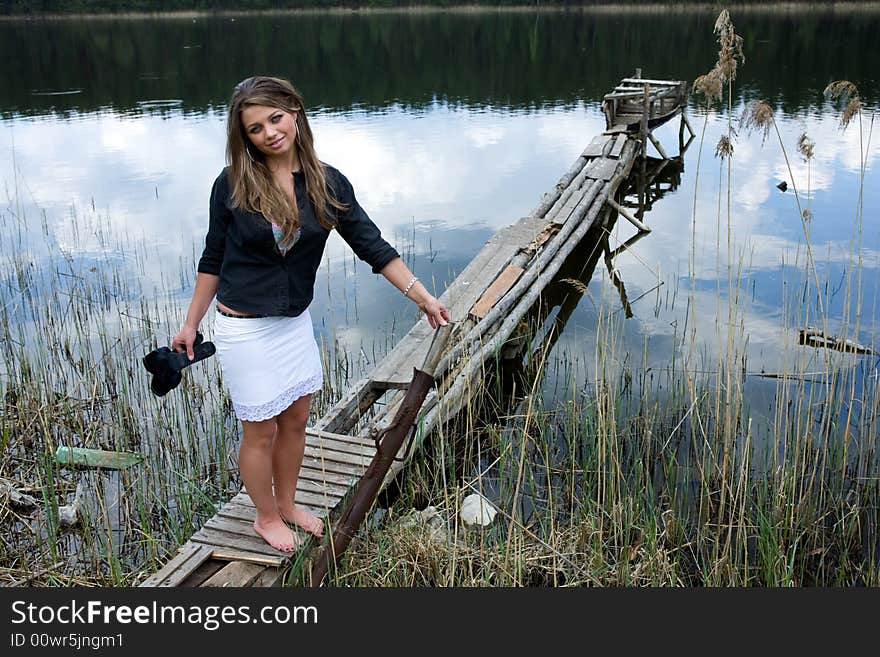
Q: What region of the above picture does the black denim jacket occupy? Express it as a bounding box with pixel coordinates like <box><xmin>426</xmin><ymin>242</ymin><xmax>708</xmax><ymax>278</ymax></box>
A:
<box><xmin>197</xmin><ymin>164</ymin><xmax>399</xmax><ymax>317</ymax></box>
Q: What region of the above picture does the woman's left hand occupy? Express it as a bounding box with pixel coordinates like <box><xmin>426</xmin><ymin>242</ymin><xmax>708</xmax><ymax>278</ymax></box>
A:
<box><xmin>418</xmin><ymin>295</ymin><xmax>450</xmax><ymax>329</ymax></box>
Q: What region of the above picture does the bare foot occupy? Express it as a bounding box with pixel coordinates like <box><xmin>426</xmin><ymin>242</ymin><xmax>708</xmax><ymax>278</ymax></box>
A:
<box><xmin>279</xmin><ymin>505</ymin><xmax>325</xmax><ymax>538</ymax></box>
<box><xmin>253</xmin><ymin>517</ymin><xmax>301</xmax><ymax>552</ymax></box>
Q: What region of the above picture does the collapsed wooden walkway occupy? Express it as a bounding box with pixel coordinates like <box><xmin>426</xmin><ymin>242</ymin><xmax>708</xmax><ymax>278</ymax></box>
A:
<box><xmin>139</xmin><ymin>74</ymin><xmax>691</xmax><ymax>588</ymax></box>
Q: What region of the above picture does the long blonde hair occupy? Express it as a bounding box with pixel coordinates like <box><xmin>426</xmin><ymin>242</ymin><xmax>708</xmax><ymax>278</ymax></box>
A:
<box><xmin>226</xmin><ymin>76</ymin><xmax>345</xmax><ymax>244</ymax></box>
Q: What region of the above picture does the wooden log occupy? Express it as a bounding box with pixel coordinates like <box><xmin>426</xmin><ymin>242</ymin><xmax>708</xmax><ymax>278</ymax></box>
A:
<box><xmin>425</xmin><ymin>183</ymin><xmax>617</xmax><ymax>425</ymax></box>
<box><xmin>435</xmin><ymin>152</ymin><xmax>622</xmax><ymax>378</ymax></box>
<box><xmin>543</xmin><ymin>159</ymin><xmax>594</xmax><ymax>224</ymax></box>
<box><xmin>607</xmin><ymin>198</ymin><xmax>651</xmax><ymax>232</ymax></box>
<box><xmin>430</xmin><ymin>140</ymin><xmax>639</xmax><ymax>422</ymax></box>
<box><xmin>550</xmin><ymin>176</ymin><xmax>595</xmax><ymax>225</ymax></box>
<box><xmin>648</xmin><ymin>132</ymin><xmax>669</xmax><ymax>160</ymax></box>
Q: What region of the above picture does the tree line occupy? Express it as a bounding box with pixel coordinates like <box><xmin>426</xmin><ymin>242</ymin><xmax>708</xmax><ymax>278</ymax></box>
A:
<box><xmin>0</xmin><ymin>0</ymin><xmax>822</xmax><ymax>16</ymax></box>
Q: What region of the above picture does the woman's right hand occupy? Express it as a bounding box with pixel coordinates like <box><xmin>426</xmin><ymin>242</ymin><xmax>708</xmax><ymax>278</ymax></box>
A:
<box><xmin>171</xmin><ymin>324</ymin><xmax>198</xmax><ymax>360</ymax></box>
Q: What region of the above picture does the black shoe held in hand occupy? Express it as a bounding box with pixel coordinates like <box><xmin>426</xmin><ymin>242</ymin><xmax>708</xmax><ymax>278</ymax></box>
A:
<box><xmin>142</xmin><ymin>332</ymin><xmax>216</xmax><ymax>397</ymax></box>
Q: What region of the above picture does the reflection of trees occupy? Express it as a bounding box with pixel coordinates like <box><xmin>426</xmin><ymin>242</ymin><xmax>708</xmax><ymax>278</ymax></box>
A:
<box><xmin>0</xmin><ymin>9</ymin><xmax>876</xmax><ymax>117</ymax></box>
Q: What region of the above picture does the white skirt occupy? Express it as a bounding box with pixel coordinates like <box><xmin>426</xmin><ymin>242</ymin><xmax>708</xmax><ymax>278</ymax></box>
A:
<box><xmin>212</xmin><ymin>308</ymin><xmax>323</xmax><ymax>422</ymax></box>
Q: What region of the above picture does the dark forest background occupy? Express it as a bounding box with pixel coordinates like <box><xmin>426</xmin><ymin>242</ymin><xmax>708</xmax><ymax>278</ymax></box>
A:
<box><xmin>0</xmin><ymin>1</ymin><xmax>845</xmax><ymax>16</ymax></box>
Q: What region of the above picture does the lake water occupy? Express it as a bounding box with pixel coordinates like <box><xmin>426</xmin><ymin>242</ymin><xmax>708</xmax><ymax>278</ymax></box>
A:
<box><xmin>1</xmin><ymin>6</ymin><xmax>878</xmax><ymax>430</ymax></box>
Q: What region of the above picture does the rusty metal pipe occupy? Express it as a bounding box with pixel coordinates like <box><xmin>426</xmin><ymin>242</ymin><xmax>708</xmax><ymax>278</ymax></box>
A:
<box><xmin>310</xmin><ymin>326</ymin><xmax>449</xmax><ymax>586</ymax></box>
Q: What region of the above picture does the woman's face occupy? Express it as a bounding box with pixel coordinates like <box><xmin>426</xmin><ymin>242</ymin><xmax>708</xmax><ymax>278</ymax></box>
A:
<box><xmin>241</xmin><ymin>104</ymin><xmax>299</xmax><ymax>162</ymax></box>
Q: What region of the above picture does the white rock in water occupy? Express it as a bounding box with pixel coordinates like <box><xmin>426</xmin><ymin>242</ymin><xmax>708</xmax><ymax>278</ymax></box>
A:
<box><xmin>460</xmin><ymin>493</ymin><xmax>498</xmax><ymax>528</ymax></box>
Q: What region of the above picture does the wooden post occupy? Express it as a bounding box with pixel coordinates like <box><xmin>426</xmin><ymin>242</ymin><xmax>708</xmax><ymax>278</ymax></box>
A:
<box><xmin>640</xmin><ymin>83</ymin><xmax>650</xmax><ymax>158</ymax></box>
<box><xmin>648</xmin><ymin>132</ymin><xmax>669</xmax><ymax>160</ymax></box>
<box><xmin>608</xmin><ymin>198</ymin><xmax>651</xmax><ymax>233</ymax></box>
<box><xmin>679</xmin><ymin>113</ymin><xmax>685</xmax><ymax>153</ymax></box>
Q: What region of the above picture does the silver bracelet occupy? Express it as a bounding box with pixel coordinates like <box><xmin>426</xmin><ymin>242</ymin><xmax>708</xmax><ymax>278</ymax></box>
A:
<box><xmin>403</xmin><ymin>276</ymin><xmax>418</xmax><ymax>297</ymax></box>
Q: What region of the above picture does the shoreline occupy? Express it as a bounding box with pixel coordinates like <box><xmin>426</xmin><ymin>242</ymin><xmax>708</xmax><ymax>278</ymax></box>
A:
<box><xmin>3</xmin><ymin>2</ymin><xmax>880</xmax><ymax>22</ymax></box>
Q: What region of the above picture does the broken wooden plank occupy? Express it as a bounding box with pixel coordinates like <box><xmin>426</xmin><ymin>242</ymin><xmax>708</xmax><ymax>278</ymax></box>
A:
<box><xmin>139</xmin><ymin>543</ymin><xmax>213</xmax><ymax>587</ymax></box>
<box><xmin>200</xmin><ymin>561</ymin><xmax>265</xmax><ymax>587</ymax></box>
<box><xmin>469</xmin><ymin>265</ymin><xmax>526</xmax><ymax>319</ymax></box>
<box><xmin>180</xmin><ymin>559</ymin><xmax>227</xmax><ymax>587</ymax></box>
<box><xmin>252</xmin><ymin>567</ymin><xmax>285</xmax><ymax>587</ymax></box>
<box><xmin>609</xmin><ymin>134</ymin><xmax>627</xmax><ymax>159</ymax></box>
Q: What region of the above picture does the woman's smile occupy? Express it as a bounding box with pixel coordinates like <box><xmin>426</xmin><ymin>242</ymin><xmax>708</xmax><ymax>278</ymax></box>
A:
<box><xmin>241</xmin><ymin>104</ymin><xmax>298</xmax><ymax>162</ymax></box>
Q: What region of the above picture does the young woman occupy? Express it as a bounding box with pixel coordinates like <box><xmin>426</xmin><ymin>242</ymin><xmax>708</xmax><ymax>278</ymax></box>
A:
<box><xmin>172</xmin><ymin>76</ymin><xmax>449</xmax><ymax>552</ymax></box>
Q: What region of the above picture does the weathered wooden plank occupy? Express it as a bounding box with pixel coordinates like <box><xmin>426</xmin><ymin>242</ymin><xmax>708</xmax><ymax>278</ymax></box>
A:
<box><xmin>209</xmin><ymin>548</ymin><xmax>286</xmax><ymax>567</ymax></box>
<box><xmin>205</xmin><ymin>515</ymin><xmax>264</xmax><ymax>537</ymax></box>
<box><xmin>609</xmin><ymin>134</ymin><xmax>627</xmax><ymax>159</ymax></box>
<box><xmin>298</xmin><ymin>466</ymin><xmax>360</xmax><ymax>489</ymax></box>
<box><xmin>306</xmin><ymin>427</ymin><xmax>375</xmax><ymax>448</ymax></box>
<box><xmin>304</xmin><ymin>443</ymin><xmax>372</xmax><ymax>469</ymax></box>
<box><xmin>582</xmin><ymin>134</ymin><xmax>610</xmax><ymax>158</ymax></box>
<box><xmin>294</xmin><ymin>488</ymin><xmax>342</xmax><ymax>510</ymax></box>
<box><xmin>252</xmin><ymin>567</ymin><xmax>285</xmax><ymax>587</ymax></box>
<box><xmin>217</xmin><ymin>502</ymin><xmax>257</xmax><ymax>522</ymax></box>
<box><xmin>301</xmin><ymin>454</ymin><xmax>366</xmax><ymax>478</ymax></box>
<box><xmin>180</xmin><ymin>559</ymin><xmax>227</xmax><ymax>587</ymax></box>
<box><xmin>604</xmin><ymin>91</ymin><xmax>645</xmax><ymax>100</ymax></box>
<box><xmin>586</xmin><ymin>158</ymin><xmax>620</xmax><ymax>182</ymax></box>
<box><xmin>469</xmin><ymin>265</ymin><xmax>525</xmax><ymax>319</ymax></box>
<box><xmin>200</xmin><ymin>561</ymin><xmax>265</xmax><ymax>587</ymax></box>
<box><xmin>604</xmin><ymin>124</ymin><xmax>630</xmax><ymax>135</ymax></box>
<box><xmin>305</xmin><ymin>434</ymin><xmax>376</xmax><ymax>458</ymax></box>
<box><xmin>621</xmin><ymin>77</ymin><xmax>683</xmax><ymax>86</ymax></box>
<box><xmin>139</xmin><ymin>543</ymin><xmax>213</xmax><ymax>588</ymax></box>
<box><xmin>294</xmin><ymin>475</ymin><xmax>351</xmax><ymax>498</ymax></box>
<box><xmin>191</xmin><ymin>527</ymin><xmax>291</xmax><ymax>558</ymax></box>
<box><xmin>368</xmin><ymin>321</ymin><xmax>433</xmax><ymax>386</ymax></box>
<box><xmin>231</xmin><ymin>489</ymin><xmax>338</xmax><ymax>514</ymax></box>
<box><xmin>369</xmin><ymin>205</ymin><xmax>561</xmax><ymax>389</ymax></box>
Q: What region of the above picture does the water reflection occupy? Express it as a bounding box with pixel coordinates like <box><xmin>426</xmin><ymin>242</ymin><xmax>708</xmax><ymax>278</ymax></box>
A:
<box><xmin>0</xmin><ymin>7</ymin><xmax>878</xmax><ymax>397</ymax></box>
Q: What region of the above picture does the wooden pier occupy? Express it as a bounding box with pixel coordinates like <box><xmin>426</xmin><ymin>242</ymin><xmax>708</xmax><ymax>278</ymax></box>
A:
<box><xmin>139</xmin><ymin>74</ymin><xmax>691</xmax><ymax>588</ymax></box>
